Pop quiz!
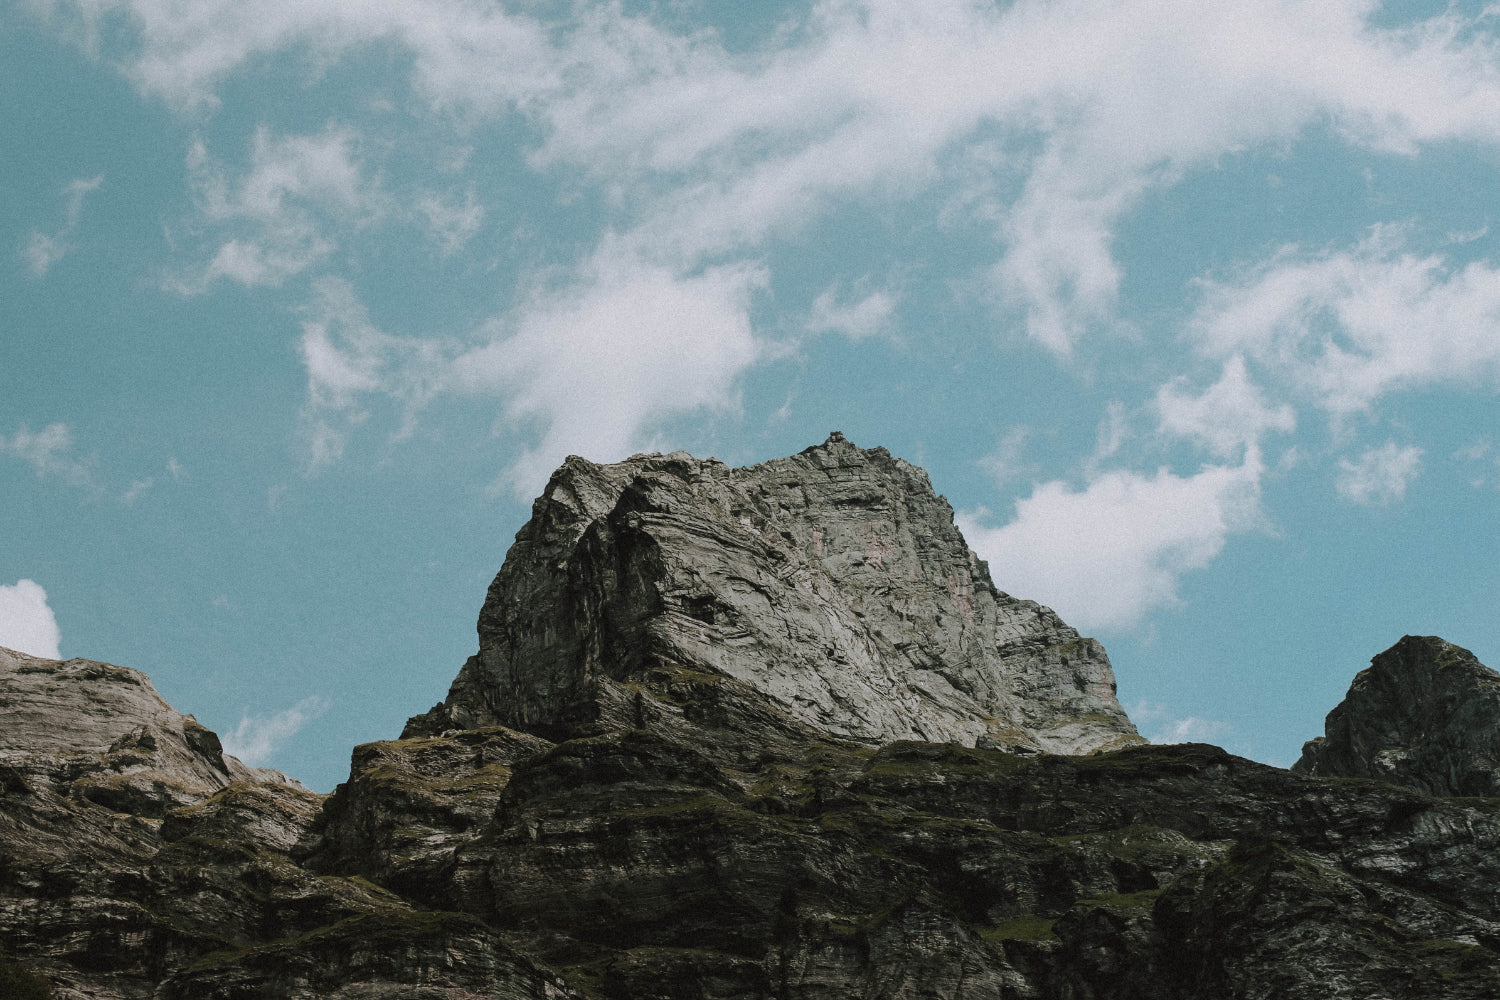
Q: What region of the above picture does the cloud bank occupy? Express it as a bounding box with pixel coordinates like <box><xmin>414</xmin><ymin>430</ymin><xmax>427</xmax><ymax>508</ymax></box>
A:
<box><xmin>0</xmin><ymin>580</ymin><xmax>62</xmax><ymax>660</ymax></box>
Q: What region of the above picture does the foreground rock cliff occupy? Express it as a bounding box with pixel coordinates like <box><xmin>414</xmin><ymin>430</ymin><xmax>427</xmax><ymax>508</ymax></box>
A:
<box><xmin>2</xmin><ymin>437</ymin><xmax>1499</xmax><ymax>999</ymax></box>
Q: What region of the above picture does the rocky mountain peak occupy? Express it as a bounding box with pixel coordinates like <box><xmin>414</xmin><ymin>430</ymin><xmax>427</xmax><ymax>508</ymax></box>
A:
<box><xmin>408</xmin><ymin>435</ymin><xmax>1140</xmax><ymax>754</ymax></box>
<box><xmin>1293</xmin><ymin>634</ymin><xmax>1500</xmax><ymax>796</ymax></box>
<box><xmin>0</xmin><ymin>645</ymin><xmax>300</xmax><ymax>816</ymax></box>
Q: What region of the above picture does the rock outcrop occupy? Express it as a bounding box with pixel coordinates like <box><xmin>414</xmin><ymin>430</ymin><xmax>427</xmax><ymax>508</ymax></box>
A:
<box><xmin>407</xmin><ymin>433</ymin><xmax>1139</xmax><ymax>755</ymax></box>
<box><xmin>0</xmin><ymin>647</ymin><xmax>574</xmax><ymax>1000</ymax></box>
<box><xmin>3</xmin><ymin>440</ymin><xmax>1500</xmax><ymax>999</ymax></box>
<box><xmin>1293</xmin><ymin>634</ymin><xmax>1500</xmax><ymax>797</ymax></box>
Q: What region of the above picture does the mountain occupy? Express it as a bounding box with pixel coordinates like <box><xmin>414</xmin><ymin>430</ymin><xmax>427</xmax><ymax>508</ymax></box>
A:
<box><xmin>2</xmin><ymin>436</ymin><xmax>1498</xmax><ymax>998</ymax></box>
<box><xmin>405</xmin><ymin>433</ymin><xmax>1139</xmax><ymax>755</ymax></box>
<box><xmin>1293</xmin><ymin>634</ymin><xmax>1500</xmax><ymax>797</ymax></box>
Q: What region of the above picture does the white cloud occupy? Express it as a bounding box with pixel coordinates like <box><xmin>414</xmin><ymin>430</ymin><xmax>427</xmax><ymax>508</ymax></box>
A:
<box><xmin>1193</xmin><ymin>230</ymin><xmax>1500</xmax><ymax>415</ymax></box>
<box><xmin>22</xmin><ymin>174</ymin><xmax>102</xmax><ymax>277</ymax></box>
<box><xmin>49</xmin><ymin>2</ymin><xmax>1500</xmax><ymax>353</ymax></box>
<box><xmin>292</xmin><ymin>242</ymin><xmax>764</xmax><ymax>488</ymax></box>
<box><xmin>806</xmin><ymin>284</ymin><xmax>897</xmax><ymax>340</ymax></box>
<box><xmin>1151</xmin><ymin>716</ymin><xmax>1229</xmax><ymax>745</ymax></box>
<box><xmin>416</xmin><ymin>188</ymin><xmax>485</xmax><ymax>256</ymax></box>
<box><xmin>1336</xmin><ymin>441</ymin><xmax>1423</xmax><ymax>505</ymax></box>
<box><xmin>978</xmin><ymin>426</ymin><xmax>1032</xmax><ymax>489</ymax></box>
<box><xmin>120</xmin><ymin>478</ymin><xmax>154</xmax><ymax>504</ymax></box>
<box><xmin>958</xmin><ymin>451</ymin><xmax>1265</xmax><ymax>632</ymax></box>
<box><xmin>1</xmin><ymin>423</ymin><xmax>93</xmax><ymax>487</ymax></box>
<box><xmin>1156</xmin><ymin>356</ymin><xmax>1296</xmax><ymax>459</ymax></box>
<box><xmin>171</xmin><ymin>126</ymin><xmax>381</xmax><ymax>292</ymax></box>
<box><xmin>452</xmin><ymin>241</ymin><xmax>766</xmax><ymax>496</ymax></box>
<box><xmin>297</xmin><ymin>278</ymin><xmax>449</xmax><ymax>469</ymax></box>
<box><xmin>221</xmin><ymin>695</ymin><xmax>328</xmax><ymax>767</ymax></box>
<box><xmin>0</xmin><ymin>579</ymin><xmax>62</xmax><ymax>660</ymax></box>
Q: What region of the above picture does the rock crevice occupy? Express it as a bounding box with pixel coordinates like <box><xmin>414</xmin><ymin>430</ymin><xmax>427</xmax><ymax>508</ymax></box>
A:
<box><xmin>410</xmin><ymin>433</ymin><xmax>1140</xmax><ymax>755</ymax></box>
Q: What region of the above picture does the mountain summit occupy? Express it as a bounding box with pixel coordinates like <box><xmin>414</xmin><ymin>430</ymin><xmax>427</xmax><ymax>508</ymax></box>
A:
<box><xmin>408</xmin><ymin>433</ymin><xmax>1139</xmax><ymax>755</ymax></box>
<box><xmin>2</xmin><ymin>439</ymin><xmax>1498</xmax><ymax>998</ymax></box>
<box><xmin>1294</xmin><ymin>634</ymin><xmax>1500</xmax><ymax>796</ymax></box>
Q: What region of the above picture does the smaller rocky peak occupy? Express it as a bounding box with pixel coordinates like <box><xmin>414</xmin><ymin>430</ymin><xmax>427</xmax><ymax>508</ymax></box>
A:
<box><xmin>0</xmin><ymin>645</ymin><xmax>304</xmax><ymax>817</ymax></box>
<box><xmin>1293</xmin><ymin>635</ymin><xmax>1500</xmax><ymax>797</ymax></box>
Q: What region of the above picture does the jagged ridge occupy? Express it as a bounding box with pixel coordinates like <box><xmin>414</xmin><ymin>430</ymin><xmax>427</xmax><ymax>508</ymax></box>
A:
<box><xmin>409</xmin><ymin>432</ymin><xmax>1139</xmax><ymax>755</ymax></box>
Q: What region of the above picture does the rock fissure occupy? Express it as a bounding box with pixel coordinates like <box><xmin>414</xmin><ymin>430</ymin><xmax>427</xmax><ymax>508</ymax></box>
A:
<box><xmin>4</xmin><ymin>437</ymin><xmax>1500</xmax><ymax>997</ymax></box>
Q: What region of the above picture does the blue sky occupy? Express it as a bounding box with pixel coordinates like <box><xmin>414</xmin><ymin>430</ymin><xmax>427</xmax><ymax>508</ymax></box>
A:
<box><xmin>4</xmin><ymin>0</ymin><xmax>1500</xmax><ymax>790</ymax></box>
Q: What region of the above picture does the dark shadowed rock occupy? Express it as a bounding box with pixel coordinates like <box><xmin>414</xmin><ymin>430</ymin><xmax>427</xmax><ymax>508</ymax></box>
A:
<box><xmin>407</xmin><ymin>433</ymin><xmax>1140</xmax><ymax>755</ymax></box>
<box><xmin>1293</xmin><ymin>635</ymin><xmax>1500</xmax><ymax>797</ymax></box>
<box><xmin>4</xmin><ymin>442</ymin><xmax>1500</xmax><ymax>999</ymax></box>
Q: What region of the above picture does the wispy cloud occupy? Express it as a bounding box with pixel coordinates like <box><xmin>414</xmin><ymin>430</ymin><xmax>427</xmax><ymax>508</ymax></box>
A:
<box><xmin>977</xmin><ymin>427</ymin><xmax>1033</xmax><ymax>490</ymax></box>
<box><xmin>1</xmin><ymin>423</ymin><xmax>94</xmax><ymax>487</ymax></box>
<box><xmin>1192</xmin><ymin>228</ymin><xmax>1500</xmax><ymax>416</ymax></box>
<box><xmin>0</xmin><ymin>579</ymin><xmax>62</xmax><ymax>660</ymax></box>
<box><xmin>1156</xmin><ymin>357</ymin><xmax>1295</xmax><ymax>461</ymax></box>
<box><xmin>221</xmin><ymin>695</ymin><xmax>329</xmax><ymax>767</ymax></box>
<box><xmin>1336</xmin><ymin>441</ymin><xmax>1424</xmax><ymax>505</ymax></box>
<box><xmin>806</xmin><ymin>283</ymin><xmax>897</xmax><ymax>341</ymax></box>
<box><xmin>22</xmin><ymin>174</ymin><xmax>102</xmax><ymax>278</ymax></box>
<box><xmin>297</xmin><ymin>277</ymin><xmax>451</xmax><ymax>470</ymax></box>
<box><xmin>49</xmin><ymin>1</ymin><xmax>1500</xmax><ymax>352</ymax></box>
<box><xmin>168</xmin><ymin>126</ymin><xmax>382</xmax><ymax>293</ymax></box>
<box><xmin>454</xmin><ymin>242</ymin><xmax>767</xmax><ymax>497</ymax></box>
<box><xmin>1128</xmin><ymin>700</ymin><xmax>1230</xmax><ymax>746</ymax></box>
<box><xmin>120</xmin><ymin>478</ymin><xmax>154</xmax><ymax>505</ymax></box>
<box><xmin>415</xmin><ymin>188</ymin><xmax>485</xmax><ymax>256</ymax></box>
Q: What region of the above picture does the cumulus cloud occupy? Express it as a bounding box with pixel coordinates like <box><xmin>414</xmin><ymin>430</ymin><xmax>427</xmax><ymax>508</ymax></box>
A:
<box><xmin>1336</xmin><ymin>441</ymin><xmax>1424</xmax><ymax>505</ymax></box>
<box><xmin>22</xmin><ymin>174</ymin><xmax>103</xmax><ymax>277</ymax></box>
<box><xmin>452</xmin><ymin>242</ymin><xmax>766</xmax><ymax>496</ymax></box>
<box><xmin>958</xmin><ymin>452</ymin><xmax>1265</xmax><ymax>632</ymax></box>
<box><xmin>1</xmin><ymin>423</ymin><xmax>93</xmax><ymax>487</ymax></box>
<box><xmin>0</xmin><ymin>579</ymin><xmax>62</xmax><ymax>660</ymax></box>
<box><xmin>221</xmin><ymin>695</ymin><xmax>328</xmax><ymax>767</ymax></box>
<box><xmin>1156</xmin><ymin>356</ymin><xmax>1296</xmax><ymax>459</ymax></box>
<box><xmin>1193</xmin><ymin>229</ymin><xmax>1500</xmax><ymax>415</ymax></box>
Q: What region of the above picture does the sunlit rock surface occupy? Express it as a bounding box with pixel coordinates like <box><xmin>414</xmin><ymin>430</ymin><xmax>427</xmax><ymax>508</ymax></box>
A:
<box><xmin>408</xmin><ymin>433</ymin><xmax>1140</xmax><ymax>756</ymax></box>
<box><xmin>3</xmin><ymin>440</ymin><xmax>1499</xmax><ymax>998</ymax></box>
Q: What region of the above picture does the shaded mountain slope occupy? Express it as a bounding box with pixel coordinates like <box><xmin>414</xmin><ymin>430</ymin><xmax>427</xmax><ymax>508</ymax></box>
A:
<box><xmin>2</xmin><ymin>438</ymin><xmax>1498</xmax><ymax>998</ymax></box>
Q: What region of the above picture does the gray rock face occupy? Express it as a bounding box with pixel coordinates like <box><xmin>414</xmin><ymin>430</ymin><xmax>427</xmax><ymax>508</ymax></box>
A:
<box><xmin>0</xmin><ymin>646</ymin><xmax>574</xmax><ymax>1000</ymax></box>
<box><xmin>410</xmin><ymin>433</ymin><xmax>1139</xmax><ymax>754</ymax></box>
<box><xmin>0</xmin><ymin>645</ymin><xmax>295</xmax><ymax>815</ymax></box>
<box><xmin>1294</xmin><ymin>634</ymin><xmax>1500</xmax><ymax>797</ymax></box>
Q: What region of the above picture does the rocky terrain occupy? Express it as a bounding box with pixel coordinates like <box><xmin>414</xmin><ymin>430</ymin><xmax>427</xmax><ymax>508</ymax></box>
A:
<box><xmin>2</xmin><ymin>435</ymin><xmax>1498</xmax><ymax>998</ymax></box>
<box><xmin>1294</xmin><ymin>633</ymin><xmax>1500</xmax><ymax>797</ymax></box>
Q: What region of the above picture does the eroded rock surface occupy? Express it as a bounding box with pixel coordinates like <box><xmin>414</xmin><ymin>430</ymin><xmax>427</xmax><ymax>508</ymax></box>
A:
<box><xmin>1294</xmin><ymin>634</ymin><xmax>1500</xmax><ymax>797</ymax></box>
<box><xmin>5</xmin><ymin>440</ymin><xmax>1500</xmax><ymax>999</ymax></box>
<box><xmin>408</xmin><ymin>433</ymin><xmax>1139</xmax><ymax>755</ymax></box>
<box><xmin>0</xmin><ymin>647</ymin><xmax>573</xmax><ymax>1000</ymax></box>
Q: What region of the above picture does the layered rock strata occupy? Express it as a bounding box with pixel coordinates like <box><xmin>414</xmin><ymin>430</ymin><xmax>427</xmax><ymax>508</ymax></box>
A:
<box><xmin>1293</xmin><ymin>634</ymin><xmax>1500</xmax><ymax>797</ymax></box>
<box><xmin>408</xmin><ymin>433</ymin><xmax>1139</xmax><ymax>755</ymax></box>
<box><xmin>4</xmin><ymin>439</ymin><xmax>1500</xmax><ymax>999</ymax></box>
<box><xmin>0</xmin><ymin>646</ymin><xmax>574</xmax><ymax>1000</ymax></box>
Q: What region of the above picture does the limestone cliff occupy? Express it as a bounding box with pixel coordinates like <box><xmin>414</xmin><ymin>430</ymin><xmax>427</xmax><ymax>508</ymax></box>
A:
<box><xmin>408</xmin><ymin>433</ymin><xmax>1139</xmax><ymax>755</ymax></box>
<box><xmin>3</xmin><ymin>439</ymin><xmax>1500</xmax><ymax>999</ymax></box>
<box><xmin>1293</xmin><ymin>634</ymin><xmax>1500</xmax><ymax>797</ymax></box>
